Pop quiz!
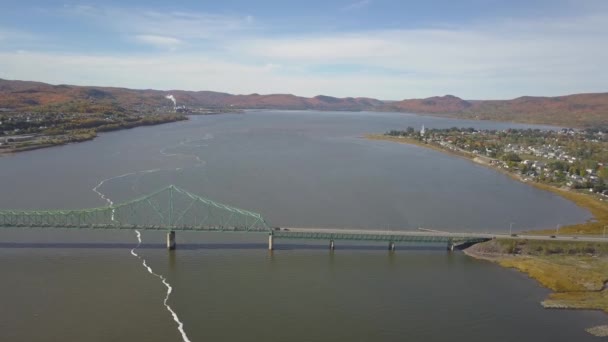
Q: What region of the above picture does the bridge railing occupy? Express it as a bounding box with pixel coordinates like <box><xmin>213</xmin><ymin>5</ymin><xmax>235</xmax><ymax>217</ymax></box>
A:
<box><xmin>271</xmin><ymin>229</ymin><xmax>493</xmax><ymax>244</ymax></box>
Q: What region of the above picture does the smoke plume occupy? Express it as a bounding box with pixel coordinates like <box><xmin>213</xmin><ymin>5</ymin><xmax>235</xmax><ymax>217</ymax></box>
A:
<box><xmin>165</xmin><ymin>95</ymin><xmax>177</xmax><ymax>108</ymax></box>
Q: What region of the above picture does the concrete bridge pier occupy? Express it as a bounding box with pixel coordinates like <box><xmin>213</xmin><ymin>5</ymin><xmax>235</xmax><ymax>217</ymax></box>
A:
<box><xmin>167</xmin><ymin>231</ymin><xmax>176</xmax><ymax>250</ymax></box>
<box><xmin>447</xmin><ymin>243</ymin><xmax>455</xmax><ymax>252</ymax></box>
<box><xmin>329</xmin><ymin>239</ymin><xmax>335</xmax><ymax>250</ymax></box>
<box><xmin>388</xmin><ymin>241</ymin><xmax>396</xmax><ymax>251</ymax></box>
<box><xmin>268</xmin><ymin>232</ymin><xmax>274</xmax><ymax>251</ymax></box>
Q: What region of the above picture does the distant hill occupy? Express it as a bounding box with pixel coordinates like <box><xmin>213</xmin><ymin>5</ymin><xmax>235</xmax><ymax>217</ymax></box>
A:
<box><xmin>0</xmin><ymin>79</ymin><xmax>383</xmax><ymax>113</ymax></box>
<box><xmin>386</xmin><ymin>95</ymin><xmax>473</xmax><ymax>114</ymax></box>
<box><xmin>1</xmin><ymin>78</ymin><xmax>607</xmax><ymax>127</ymax></box>
<box><xmin>463</xmin><ymin>93</ymin><xmax>608</xmax><ymax>127</ymax></box>
<box><xmin>383</xmin><ymin>93</ymin><xmax>608</xmax><ymax>128</ymax></box>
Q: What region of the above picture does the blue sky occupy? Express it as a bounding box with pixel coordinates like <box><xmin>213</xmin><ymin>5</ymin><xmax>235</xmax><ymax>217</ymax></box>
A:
<box><xmin>0</xmin><ymin>0</ymin><xmax>607</xmax><ymax>99</ymax></box>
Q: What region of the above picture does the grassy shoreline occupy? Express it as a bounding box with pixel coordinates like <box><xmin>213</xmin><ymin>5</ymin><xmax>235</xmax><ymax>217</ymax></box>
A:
<box><xmin>366</xmin><ymin>133</ymin><xmax>608</xmax><ymax>335</ymax></box>
<box><xmin>464</xmin><ymin>240</ymin><xmax>608</xmax><ymax>336</ymax></box>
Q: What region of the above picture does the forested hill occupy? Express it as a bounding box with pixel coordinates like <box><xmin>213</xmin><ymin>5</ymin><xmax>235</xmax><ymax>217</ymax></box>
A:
<box><xmin>0</xmin><ymin>79</ymin><xmax>383</xmax><ymax>113</ymax></box>
<box><xmin>1</xmin><ymin>78</ymin><xmax>607</xmax><ymax>128</ymax></box>
<box><xmin>383</xmin><ymin>94</ymin><xmax>608</xmax><ymax>128</ymax></box>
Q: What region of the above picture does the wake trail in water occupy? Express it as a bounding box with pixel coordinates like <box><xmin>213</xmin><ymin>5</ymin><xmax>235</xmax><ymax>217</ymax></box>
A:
<box><xmin>89</xmin><ymin>136</ymin><xmax>212</xmax><ymax>341</ymax></box>
<box><xmin>93</xmin><ymin>175</ymin><xmax>191</xmax><ymax>342</ymax></box>
<box><xmin>130</xmin><ymin>231</ymin><xmax>191</xmax><ymax>342</ymax></box>
<box><xmin>160</xmin><ymin>138</ymin><xmax>207</xmax><ymax>168</ymax></box>
<box><xmin>92</xmin><ymin>172</ymin><xmax>137</xmax><ymax>207</ymax></box>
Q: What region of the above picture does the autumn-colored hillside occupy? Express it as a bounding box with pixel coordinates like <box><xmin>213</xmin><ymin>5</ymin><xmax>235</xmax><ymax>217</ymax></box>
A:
<box><xmin>0</xmin><ymin>79</ymin><xmax>383</xmax><ymax>113</ymax></box>
<box><xmin>1</xmin><ymin>78</ymin><xmax>607</xmax><ymax>127</ymax></box>
<box><xmin>0</xmin><ymin>79</ymin><xmax>168</xmax><ymax>114</ymax></box>
<box><xmin>383</xmin><ymin>93</ymin><xmax>608</xmax><ymax>128</ymax></box>
<box><xmin>464</xmin><ymin>93</ymin><xmax>608</xmax><ymax>127</ymax></box>
<box><xmin>386</xmin><ymin>95</ymin><xmax>473</xmax><ymax>114</ymax></box>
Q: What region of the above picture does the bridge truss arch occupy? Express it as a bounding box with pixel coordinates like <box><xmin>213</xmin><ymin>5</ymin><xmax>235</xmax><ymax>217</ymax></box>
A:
<box><xmin>0</xmin><ymin>185</ymin><xmax>270</xmax><ymax>232</ymax></box>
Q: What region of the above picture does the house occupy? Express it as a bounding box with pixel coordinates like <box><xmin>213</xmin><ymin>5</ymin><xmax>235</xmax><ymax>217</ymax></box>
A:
<box><xmin>571</xmin><ymin>175</ymin><xmax>584</xmax><ymax>182</ymax></box>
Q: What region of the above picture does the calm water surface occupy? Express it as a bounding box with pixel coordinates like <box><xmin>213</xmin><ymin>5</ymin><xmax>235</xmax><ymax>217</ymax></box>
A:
<box><xmin>0</xmin><ymin>111</ymin><xmax>604</xmax><ymax>341</ymax></box>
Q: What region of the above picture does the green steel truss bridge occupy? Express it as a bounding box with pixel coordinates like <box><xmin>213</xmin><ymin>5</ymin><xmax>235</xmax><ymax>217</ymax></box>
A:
<box><xmin>0</xmin><ymin>185</ymin><xmax>504</xmax><ymax>250</ymax></box>
<box><xmin>0</xmin><ymin>185</ymin><xmax>269</xmax><ymax>232</ymax></box>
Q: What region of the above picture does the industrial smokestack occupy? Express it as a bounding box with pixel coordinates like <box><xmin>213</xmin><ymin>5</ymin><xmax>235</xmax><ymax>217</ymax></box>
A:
<box><xmin>165</xmin><ymin>95</ymin><xmax>177</xmax><ymax>111</ymax></box>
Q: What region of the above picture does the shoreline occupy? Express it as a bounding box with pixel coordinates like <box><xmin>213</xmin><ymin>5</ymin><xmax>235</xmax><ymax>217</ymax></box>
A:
<box><xmin>365</xmin><ymin>134</ymin><xmax>608</xmax><ymax>235</ymax></box>
<box><xmin>0</xmin><ymin>115</ymin><xmax>188</xmax><ymax>157</ymax></box>
<box><xmin>367</xmin><ymin>133</ymin><xmax>608</xmax><ymax>335</ymax></box>
<box><xmin>0</xmin><ymin>136</ymin><xmax>95</xmax><ymax>156</ymax></box>
<box><xmin>464</xmin><ymin>240</ymin><xmax>608</xmax><ymax>337</ymax></box>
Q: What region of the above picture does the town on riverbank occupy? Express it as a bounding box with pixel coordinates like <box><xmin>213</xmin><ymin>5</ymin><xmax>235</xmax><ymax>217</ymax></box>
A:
<box><xmin>0</xmin><ymin>108</ymin><xmax>246</xmax><ymax>155</ymax></box>
<box><xmin>368</xmin><ymin>127</ymin><xmax>608</xmax><ymax>336</ymax></box>
<box><xmin>368</xmin><ymin>127</ymin><xmax>608</xmax><ymax>235</ymax></box>
<box><xmin>387</xmin><ymin>126</ymin><xmax>607</xmax><ymax>191</ymax></box>
<box><xmin>0</xmin><ymin>111</ymin><xmax>189</xmax><ymax>154</ymax></box>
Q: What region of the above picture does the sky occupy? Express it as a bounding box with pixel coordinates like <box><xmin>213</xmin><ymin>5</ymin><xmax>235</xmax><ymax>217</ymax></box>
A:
<box><xmin>0</xmin><ymin>0</ymin><xmax>607</xmax><ymax>100</ymax></box>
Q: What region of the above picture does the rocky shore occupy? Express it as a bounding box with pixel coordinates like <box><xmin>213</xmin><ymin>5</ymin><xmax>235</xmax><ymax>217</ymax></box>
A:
<box><xmin>586</xmin><ymin>325</ymin><xmax>608</xmax><ymax>337</ymax></box>
<box><xmin>465</xmin><ymin>239</ymin><xmax>608</xmax><ymax>336</ymax></box>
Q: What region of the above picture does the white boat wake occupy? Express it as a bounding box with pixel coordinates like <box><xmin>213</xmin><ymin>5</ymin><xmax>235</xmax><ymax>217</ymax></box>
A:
<box><xmin>93</xmin><ymin>172</ymin><xmax>136</xmax><ymax>220</ymax></box>
<box><xmin>92</xmin><ymin>172</ymin><xmax>136</xmax><ymax>207</ymax></box>
<box><xmin>93</xmin><ymin>177</ymin><xmax>191</xmax><ymax>342</ymax></box>
<box><xmin>130</xmin><ymin>231</ymin><xmax>191</xmax><ymax>342</ymax></box>
<box><xmin>160</xmin><ymin>139</ymin><xmax>207</xmax><ymax>168</ymax></box>
<box><xmin>89</xmin><ymin>137</ymin><xmax>211</xmax><ymax>341</ymax></box>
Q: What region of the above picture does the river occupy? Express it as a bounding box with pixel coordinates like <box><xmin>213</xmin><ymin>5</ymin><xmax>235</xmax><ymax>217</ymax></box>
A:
<box><xmin>0</xmin><ymin>111</ymin><xmax>604</xmax><ymax>341</ymax></box>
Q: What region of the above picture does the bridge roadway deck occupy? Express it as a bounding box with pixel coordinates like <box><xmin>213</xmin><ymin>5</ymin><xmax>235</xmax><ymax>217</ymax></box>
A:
<box><xmin>273</xmin><ymin>227</ymin><xmax>608</xmax><ymax>244</ymax></box>
<box><xmin>2</xmin><ymin>223</ymin><xmax>608</xmax><ymax>246</ymax></box>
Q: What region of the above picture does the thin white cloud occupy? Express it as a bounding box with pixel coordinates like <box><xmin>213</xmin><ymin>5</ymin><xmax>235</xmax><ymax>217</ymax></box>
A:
<box><xmin>0</xmin><ymin>52</ymin><xmax>279</xmax><ymax>94</ymax></box>
<box><xmin>234</xmin><ymin>12</ymin><xmax>608</xmax><ymax>82</ymax></box>
<box><xmin>0</xmin><ymin>27</ymin><xmax>37</xmax><ymax>43</ymax></box>
<box><xmin>134</xmin><ymin>35</ymin><xmax>182</xmax><ymax>50</ymax></box>
<box><xmin>2</xmin><ymin>5</ymin><xmax>608</xmax><ymax>99</ymax></box>
<box><xmin>62</xmin><ymin>5</ymin><xmax>255</xmax><ymax>41</ymax></box>
<box><xmin>342</xmin><ymin>0</ymin><xmax>372</xmax><ymax>11</ymax></box>
<box><xmin>0</xmin><ymin>48</ymin><xmax>605</xmax><ymax>100</ymax></box>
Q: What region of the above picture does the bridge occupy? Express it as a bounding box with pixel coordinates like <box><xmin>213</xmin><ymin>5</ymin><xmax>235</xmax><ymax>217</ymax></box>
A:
<box><xmin>271</xmin><ymin>228</ymin><xmax>492</xmax><ymax>251</ymax></box>
<box><xmin>1</xmin><ymin>185</ymin><xmax>603</xmax><ymax>251</ymax></box>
